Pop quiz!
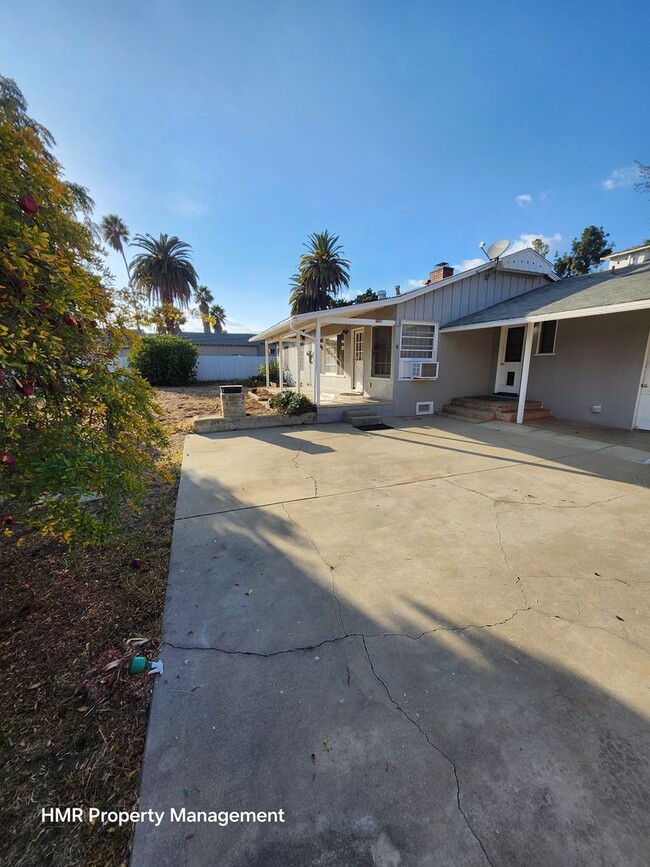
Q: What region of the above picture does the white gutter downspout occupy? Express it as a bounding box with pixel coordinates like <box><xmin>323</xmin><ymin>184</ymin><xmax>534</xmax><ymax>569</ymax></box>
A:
<box><xmin>516</xmin><ymin>323</ymin><xmax>535</xmax><ymax>424</ymax></box>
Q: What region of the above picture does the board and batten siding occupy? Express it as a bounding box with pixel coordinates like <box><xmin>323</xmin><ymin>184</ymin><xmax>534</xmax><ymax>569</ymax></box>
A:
<box><xmin>398</xmin><ymin>270</ymin><xmax>550</xmax><ymax>326</ymax></box>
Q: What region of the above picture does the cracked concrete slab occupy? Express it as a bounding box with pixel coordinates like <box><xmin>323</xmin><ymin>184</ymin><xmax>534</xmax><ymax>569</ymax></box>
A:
<box><xmin>133</xmin><ymin>417</ymin><xmax>650</xmax><ymax>866</ymax></box>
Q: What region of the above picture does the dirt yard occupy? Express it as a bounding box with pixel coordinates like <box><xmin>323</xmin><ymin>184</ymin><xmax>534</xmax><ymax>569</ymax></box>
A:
<box><xmin>154</xmin><ymin>383</ymin><xmax>275</xmax><ymax>444</ymax></box>
<box><xmin>0</xmin><ymin>384</ymin><xmax>270</xmax><ymax>866</ymax></box>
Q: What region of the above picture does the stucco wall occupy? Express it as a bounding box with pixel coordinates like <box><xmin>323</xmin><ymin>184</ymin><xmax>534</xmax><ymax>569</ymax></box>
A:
<box><xmin>392</xmin><ymin>329</ymin><xmax>495</xmax><ymax>416</ymax></box>
<box><xmin>526</xmin><ymin>310</ymin><xmax>650</xmax><ymax>428</ymax></box>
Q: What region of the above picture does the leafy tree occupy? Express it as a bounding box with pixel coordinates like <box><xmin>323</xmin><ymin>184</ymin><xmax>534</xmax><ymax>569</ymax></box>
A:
<box><xmin>194</xmin><ymin>285</ymin><xmax>214</xmax><ymax>333</ymax></box>
<box><xmin>531</xmin><ymin>238</ymin><xmax>550</xmax><ymax>258</ymax></box>
<box><xmin>130</xmin><ymin>233</ymin><xmax>198</xmax><ymax>332</ymax></box>
<box><xmin>113</xmin><ymin>283</ymin><xmax>149</xmax><ymax>332</ymax></box>
<box><xmin>289</xmin><ymin>230</ymin><xmax>350</xmax><ymax>314</ymax></box>
<box><xmin>101</xmin><ymin>213</ymin><xmax>132</xmax><ymax>285</ymax></box>
<box><xmin>128</xmin><ymin>334</ymin><xmax>197</xmax><ymax>386</ymax></box>
<box><xmin>554</xmin><ymin>226</ymin><xmax>613</xmax><ymax>278</ymax></box>
<box><xmin>0</xmin><ymin>75</ymin><xmax>165</xmax><ymax>543</ymax></box>
<box><xmin>146</xmin><ymin>303</ymin><xmax>188</xmax><ymax>335</ymax></box>
<box><xmin>209</xmin><ymin>302</ymin><xmax>226</xmax><ymax>333</ymax></box>
<box><xmin>331</xmin><ymin>289</ymin><xmax>379</xmax><ymax>307</ymax></box>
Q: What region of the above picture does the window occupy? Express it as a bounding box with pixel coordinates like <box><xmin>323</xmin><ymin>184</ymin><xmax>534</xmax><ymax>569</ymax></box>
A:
<box><xmin>324</xmin><ymin>334</ymin><xmax>345</xmax><ymax>375</ymax></box>
<box><xmin>371</xmin><ymin>326</ymin><xmax>392</xmax><ymax>377</ymax></box>
<box><xmin>535</xmin><ymin>320</ymin><xmax>558</xmax><ymax>355</ymax></box>
<box><xmin>399</xmin><ymin>321</ymin><xmax>438</xmax><ymax>360</ymax></box>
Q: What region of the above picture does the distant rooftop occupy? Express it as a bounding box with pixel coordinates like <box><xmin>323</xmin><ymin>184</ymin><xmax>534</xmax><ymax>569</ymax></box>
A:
<box><xmin>602</xmin><ymin>241</ymin><xmax>650</xmax><ymax>259</ymax></box>
<box><xmin>179</xmin><ymin>332</ymin><xmax>262</xmax><ymax>345</ymax></box>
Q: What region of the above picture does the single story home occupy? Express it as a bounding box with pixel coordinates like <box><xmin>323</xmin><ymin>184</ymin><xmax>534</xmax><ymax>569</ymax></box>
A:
<box><xmin>251</xmin><ymin>249</ymin><xmax>650</xmax><ymax>430</ymax></box>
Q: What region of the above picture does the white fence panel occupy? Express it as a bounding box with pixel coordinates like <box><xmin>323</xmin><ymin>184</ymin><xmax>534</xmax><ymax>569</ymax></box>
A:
<box><xmin>196</xmin><ymin>355</ymin><xmax>261</xmax><ymax>382</ymax></box>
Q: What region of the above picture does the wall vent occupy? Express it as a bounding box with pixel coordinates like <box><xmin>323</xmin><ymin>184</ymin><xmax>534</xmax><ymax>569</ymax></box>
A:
<box><xmin>416</xmin><ymin>401</ymin><xmax>434</xmax><ymax>415</ymax></box>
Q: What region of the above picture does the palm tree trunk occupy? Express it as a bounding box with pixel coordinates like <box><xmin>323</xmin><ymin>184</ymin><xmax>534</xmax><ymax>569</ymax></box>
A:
<box><xmin>200</xmin><ymin>302</ymin><xmax>210</xmax><ymax>333</ymax></box>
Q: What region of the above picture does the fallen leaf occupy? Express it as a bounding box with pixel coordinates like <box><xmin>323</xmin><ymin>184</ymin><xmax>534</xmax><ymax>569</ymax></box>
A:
<box><xmin>322</xmin><ymin>736</ymin><xmax>328</xmax><ymax>746</ymax></box>
<box><xmin>245</xmin><ymin>588</ymin><xmax>253</xmax><ymax>596</ymax></box>
<box><xmin>27</xmin><ymin>682</ymin><xmax>44</xmax><ymax>690</ymax></box>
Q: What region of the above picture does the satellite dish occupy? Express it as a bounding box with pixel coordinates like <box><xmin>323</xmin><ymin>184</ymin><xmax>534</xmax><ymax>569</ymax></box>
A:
<box><xmin>486</xmin><ymin>239</ymin><xmax>510</xmax><ymax>260</ymax></box>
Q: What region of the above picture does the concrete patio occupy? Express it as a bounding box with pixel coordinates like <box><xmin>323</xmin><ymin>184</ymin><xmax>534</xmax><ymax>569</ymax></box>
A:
<box><xmin>132</xmin><ymin>416</ymin><xmax>650</xmax><ymax>867</ymax></box>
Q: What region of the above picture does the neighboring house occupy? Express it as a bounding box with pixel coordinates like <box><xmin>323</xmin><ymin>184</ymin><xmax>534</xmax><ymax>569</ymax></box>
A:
<box><xmin>602</xmin><ymin>242</ymin><xmax>650</xmax><ymax>270</ymax></box>
<box><xmin>251</xmin><ymin>249</ymin><xmax>650</xmax><ymax>430</ymax></box>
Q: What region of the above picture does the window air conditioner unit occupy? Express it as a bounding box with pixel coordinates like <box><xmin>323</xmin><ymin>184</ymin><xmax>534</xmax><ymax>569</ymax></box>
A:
<box><xmin>400</xmin><ymin>360</ymin><xmax>439</xmax><ymax>380</ymax></box>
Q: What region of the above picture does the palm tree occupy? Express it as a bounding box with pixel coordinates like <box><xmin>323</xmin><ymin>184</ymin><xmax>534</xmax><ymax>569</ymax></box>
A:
<box><xmin>289</xmin><ymin>230</ymin><xmax>350</xmax><ymax>314</ymax></box>
<box><xmin>130</xmin><ymin>233</ymin><xmax>199</xmax><ymax>333</ymax></box>
<box><xmin>101</xmin><ymin>214</ymin><xmax>132</xmax><ymax>284</ymax></box>
<box><xmin>209</xmin><ymin>303</ymin><xmax>227</xmax><ymax>333</ymax></box>
<box><xmin>194</xmin><ymin>285</ymin><xmax>214</xmax><ymax>334</ymax></box>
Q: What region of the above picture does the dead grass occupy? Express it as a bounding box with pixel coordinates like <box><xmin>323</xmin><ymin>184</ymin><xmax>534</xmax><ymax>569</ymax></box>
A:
<box><xmin>0</xmin><ymin>384</ymin><xmax>232</xmax><ymax>866</ymax></box>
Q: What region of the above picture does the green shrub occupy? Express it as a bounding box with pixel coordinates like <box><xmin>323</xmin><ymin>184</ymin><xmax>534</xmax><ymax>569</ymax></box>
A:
<box><xmin>269</xmin><ymin>390</ymin><xmax>316</xmax><ymax>416</ymax></box>
<box><xmin>258</xmin><ymin>360</ymin><xmax>280</xmax><ymax>383</ymax></box>
<box><xmin>128</xmin><ymin>335</ymin><xmax>198</xmax><ymax>386</ymax></box>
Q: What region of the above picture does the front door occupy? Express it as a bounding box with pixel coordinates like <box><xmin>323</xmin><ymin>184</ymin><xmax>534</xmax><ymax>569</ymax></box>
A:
<box><xmin>495</xmin><ymin>325</ymin><xmax>525</xmax><ymax>394</ymax></box>
<box><xmin>353</xmin><ymin>329</ymin><xmax>364</xmax><ymax>392</ymax></box>
<box><xmin>634</xmin><ymin>333</ymin><xmax>650</xmax><ymax>430</ymax></box>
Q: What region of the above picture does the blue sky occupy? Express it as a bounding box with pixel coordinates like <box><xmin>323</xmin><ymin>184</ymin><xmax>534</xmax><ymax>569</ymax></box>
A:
<box><xmin>2</xmin><ymin>0</ymin><xmax>649</xmax><ymax>332</ymax></box>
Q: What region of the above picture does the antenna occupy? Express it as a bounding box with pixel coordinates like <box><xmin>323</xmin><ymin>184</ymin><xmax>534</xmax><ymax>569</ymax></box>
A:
<box><xmin>486</xmin><ymin>239</ymin><xmax>510</xmax><ymax>260</ymax></box>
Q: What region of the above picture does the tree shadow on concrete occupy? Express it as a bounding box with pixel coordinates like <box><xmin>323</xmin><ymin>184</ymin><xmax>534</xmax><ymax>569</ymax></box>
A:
<box><xmin>132</xmin><ymin>453</ymin><xmax>650</xmax><ymax>867</ymax></box>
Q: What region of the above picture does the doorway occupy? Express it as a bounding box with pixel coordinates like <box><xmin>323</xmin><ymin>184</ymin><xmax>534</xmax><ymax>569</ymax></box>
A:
<box><xmin>353</xmin><ymin>329</ymin><xmax>364</xmax><ymax>392</ymax></box>
<box><xmin>495</xmin><ymin>325</ymin><xmax>525</xmax><ymax>394</ymax></box>
<box><xmin>633</xmin><ymin>330</ymin><xmax>650</xmax><ymax>430</ymax></box>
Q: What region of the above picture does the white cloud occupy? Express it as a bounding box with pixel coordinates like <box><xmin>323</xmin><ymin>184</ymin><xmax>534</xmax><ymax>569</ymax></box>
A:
<box><xmin>509</xmin><ymin>232</ymin><xmax>563</xmax><ymax>257</ymax></box>
<box><xmin>515</xmin><ymin>193</ymin><xmax>532</xmax><ymax>206</ymax></box>
<box><xmin>450</xmin><ymin>257</ymin><xmax>485</xmax><ymax>274</ymax></box>
<box><xmin>181</xmin><ymin>314</ymin><xmax>261</xmax><ymax>334</ymax></box>
<box><xmin>602</xmin><ymin>165</ymin><xmax>639</xmax><ymax>190</ymax></box>
<box><xmin>407</xmin><ymin>278</ymin><xmax>426</xmax><ymax>289</ymax></box>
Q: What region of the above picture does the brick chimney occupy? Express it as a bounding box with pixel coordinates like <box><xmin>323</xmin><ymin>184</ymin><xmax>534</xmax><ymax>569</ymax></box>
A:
<box><xmin>425</xmin><ymin>262</ymin><xmax>454</xmax><ymax>285</ymax></box>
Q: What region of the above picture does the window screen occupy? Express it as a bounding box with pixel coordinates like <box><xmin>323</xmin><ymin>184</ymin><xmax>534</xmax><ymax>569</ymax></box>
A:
<box><xmin>324</xmin><ymin>334</ymin><xmax>345</xmax><ymax>374</ymax></box>
<box><xmin>400</xmin><ymin>323</ymin><xmax>437</xmax><ymax>359</ymax></box>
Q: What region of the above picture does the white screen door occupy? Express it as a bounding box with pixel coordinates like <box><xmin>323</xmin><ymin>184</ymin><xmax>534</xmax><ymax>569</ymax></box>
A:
<box><xmin>495</xmin><ymin>325</ymin><xmax>525</xmax><ymax>394</ymax></box>
<box><xmin>353</xmin><ymin>329</ymin><xmax>364</xmax><ymax>392</ymax></box>
<box><xmin>634</xmin><ymin>332</ymin><xmax>650</xmax><ymax>429</ymax></box>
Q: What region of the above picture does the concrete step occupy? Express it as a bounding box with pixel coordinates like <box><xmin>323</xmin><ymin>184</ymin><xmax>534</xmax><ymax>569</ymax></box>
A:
<box><xmin>442</xmin><ymin>404</ymin><xmax>497</xmax><ymax>422</ymax></box>
<box><xmin>342</xmin><ymin>411</ymin><xmax>382</xmax><ymax>425</ymax></box>
<box><xmin>450</xmin><ymin>397</ymin><xmax>543</xmax><ymax>413</ymax></box>
<box><xmin>497</xmin><ymin>408</ymin><xmax>554</xmax><ymax>423</ymax></box>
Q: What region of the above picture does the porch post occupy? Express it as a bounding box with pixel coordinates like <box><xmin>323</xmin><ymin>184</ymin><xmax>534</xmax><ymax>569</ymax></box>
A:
<box><xmin>516</xmin><ymin>323</ymin><xmax>535</xmax><ymax>424</ymax></box>
<box><xmin>265</xmin><ymin>341</ymin><xmax>270</xmax><ymax>388</ymax></box>
<box><xmin>279</xmin><ymin>340</ymin><xmax>284</xmax><ymax>389</ymax></box>
<box><xmin>296</xmin><ymin>336</ymin><xmax>301</xmax><ymax>395</ymax></box>
<box><xmin>314</xmin><ymin>320</ymin><xmax>321</xmax><ymax>406</ymax></box>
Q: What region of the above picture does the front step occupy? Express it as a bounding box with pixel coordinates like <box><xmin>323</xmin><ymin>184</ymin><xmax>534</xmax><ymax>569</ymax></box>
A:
<box><xmin>496</xmin><ymin>408</ymin><xmax>554</xmax><ymax>423</ymax></box>
<box><xmin>449</xmin><ymin>397</ymin><xmax>544</xmax><ymax>413</ymax></box>
<box><xmin>442</xmin><ymin>404</ymin><xmax>497</xmax><ymax>422</ymax></box>
<box><xmin>443</xmin><ymin>396</ymin><xmax>553</xmax><ymax>424</ymax></box>
<box><xmin>343</xmin><ymin>411</ymin><xmax>382</xmax><ymax>427</ymax></box>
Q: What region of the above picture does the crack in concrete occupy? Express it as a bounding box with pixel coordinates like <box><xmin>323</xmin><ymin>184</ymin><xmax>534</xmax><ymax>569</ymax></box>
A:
<box><xmin>360</xmin><ymin>636</ymin><xmax>495</xmax><ymax>867</ymax></box>
<box><xmin>530</xmin><ymin>608</ymin><xmax>650</xmax><ymax>656</ymax></box>
<box><xmin>162</xmin><ymin>635</ymin><xmax>352</xmax><ymax>658</ymax></box>
<box><xmin>442</xmin><ymin>476</ymin><xmax>641</xmax><ymax>510</ymax></box>
<box><xmin>361</xmin><ymin>607</ymin><xmax>530</xmax><ymax>642</ymax></box>
<box><xmin>291</xmin><ymin>441</ymin><xmax>319</xmax><ymax>497</ymax></box>
<box><xmin>280</xmin><ymin>502</ymin><xmax>347</xmax><ymax>636</ymax></box>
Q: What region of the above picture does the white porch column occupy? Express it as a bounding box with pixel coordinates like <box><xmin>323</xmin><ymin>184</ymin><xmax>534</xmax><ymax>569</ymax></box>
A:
<box><xmin>516</xmin><ymin>322</ymin><xmax>535</xmax><ymax>424</ymax></box>
<box><xmin>279</xmin><ymin>340</ymin><xmax>284</xmax><ymax>389</ymax></box>
<box><xmin>296</xmin><ymin>336</ymin><xmax>301</xmax><ymax>395</ymax></box>
<box><xmin>265</xmin><ymin>341</ymin><xmax>270</xmax><ymax>388</ymax></box>
<box><xmin>313</xmin><ymin>320</ymin><xmax>321</xmax><ymax>406</ymax></box>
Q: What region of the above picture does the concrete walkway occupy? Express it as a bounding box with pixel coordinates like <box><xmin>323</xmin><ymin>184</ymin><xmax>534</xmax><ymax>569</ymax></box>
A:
<box><xmin>132</xmin><ymin>417</ymin><xmax>650</xmax><ymax>867</ymax></box>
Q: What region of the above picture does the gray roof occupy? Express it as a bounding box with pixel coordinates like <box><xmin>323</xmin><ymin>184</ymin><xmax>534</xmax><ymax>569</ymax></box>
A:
<box><xmin>179</xmin><ymin>332</ymin><xmax>262</xmax><ymax>345</ymax></box>
<box><xmin>442</xmin><ymin>263</ymin><xmax>650</xmax><ymax>330</ymax></box>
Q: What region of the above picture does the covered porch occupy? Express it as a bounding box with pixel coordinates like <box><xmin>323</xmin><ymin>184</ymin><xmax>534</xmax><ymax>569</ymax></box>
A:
<box><xmin>251</xmin><ymin>304</ymin><xmax>397</xmax><ymax>419</ymax></box>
